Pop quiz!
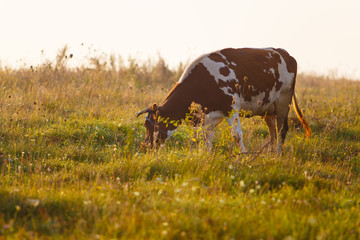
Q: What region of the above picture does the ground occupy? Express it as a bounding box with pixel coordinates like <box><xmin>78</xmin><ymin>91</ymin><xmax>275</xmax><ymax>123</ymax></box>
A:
<box><xmin>0</xmin><ymin>51</ymin><xmax>360</xmax><ymax>239</ymax></box>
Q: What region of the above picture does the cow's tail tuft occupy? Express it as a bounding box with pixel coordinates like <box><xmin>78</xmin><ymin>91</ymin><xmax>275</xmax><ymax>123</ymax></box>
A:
<box><xmin>292</xmin><ymin>94</ymin><xmax>312</xmax><ymax>138</ymax></box>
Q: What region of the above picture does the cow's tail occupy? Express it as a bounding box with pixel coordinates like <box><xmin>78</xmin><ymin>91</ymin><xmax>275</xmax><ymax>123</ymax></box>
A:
<box><xmin>292</xmin><ymin>94</ymin><xmax>312</xmax><ymax>138</ymax></box>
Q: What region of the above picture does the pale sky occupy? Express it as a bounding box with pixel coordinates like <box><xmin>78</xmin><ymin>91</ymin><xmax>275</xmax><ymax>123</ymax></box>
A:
<box><xmin>1</xmin><ymin>0</ymin><xmax>360</xmax><ymax>79</ymax></box>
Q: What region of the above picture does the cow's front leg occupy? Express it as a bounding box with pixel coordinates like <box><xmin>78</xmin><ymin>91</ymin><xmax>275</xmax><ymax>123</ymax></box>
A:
<box><xmin>202</xmin><ymin>111</ymin><xmax>226</xmax><ymax>149</ymax></box>
<box><xmin>227</xmin><ymin>112</ymin><xmax>246</xmax><ymax>152</ymax></box>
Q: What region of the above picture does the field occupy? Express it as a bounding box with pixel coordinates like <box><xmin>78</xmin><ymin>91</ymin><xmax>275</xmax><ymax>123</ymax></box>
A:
<box><xmin>1</xmin><ymin>47</ymin><xmax>360</xmax><ymax>239</ymax></box>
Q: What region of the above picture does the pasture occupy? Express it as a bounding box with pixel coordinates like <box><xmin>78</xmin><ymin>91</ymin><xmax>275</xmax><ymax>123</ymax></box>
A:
<box><xmin>1</xmin><ymin>48</ymin><xmax>360</xmax><ymax>239</ymax></box>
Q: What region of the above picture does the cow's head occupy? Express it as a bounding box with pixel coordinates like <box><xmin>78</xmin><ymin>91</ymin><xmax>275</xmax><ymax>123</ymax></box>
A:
<box><xmin>136</xmin><ymin>103</ymin><xmax>168</xmax><ymax>147</ymax></box>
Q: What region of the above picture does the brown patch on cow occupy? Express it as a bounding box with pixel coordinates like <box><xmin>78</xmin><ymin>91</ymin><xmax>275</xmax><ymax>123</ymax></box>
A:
<box><xmin>275</xmin><ymin>80</ymin><xmax>283</xmax><ymax>91</ymax></box>
<box><xmin>159</xmin><ymin>62</ymin><xmax>233</xmax><ymax>124</ymax></box>
<box><xmin>219</xmin><ymin>66</ymin><xmax>230</xmax><ymax>76</ymax></box>
<box><xmin>208</xmin><ymin>52</ymin><xmax>228</xmax><ymax>64</ymax></box>
<box><xmin>273</xmin><ymin>48</ymin><xmax>297</xmax><ymax>74</ymax></box>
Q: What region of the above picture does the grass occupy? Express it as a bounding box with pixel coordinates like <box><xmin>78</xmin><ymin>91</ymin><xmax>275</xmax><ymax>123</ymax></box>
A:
<box><xmin>1</xmin><ymin>47</ymin><xmax>360</xmax><ymax>239</ymax></box>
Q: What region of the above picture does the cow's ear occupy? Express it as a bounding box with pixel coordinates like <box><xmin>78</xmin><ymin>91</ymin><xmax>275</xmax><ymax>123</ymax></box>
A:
<box><xmin>151</xmin><ymin>103</ymin><xmax>158</xmax><ymax>112</ymax></box>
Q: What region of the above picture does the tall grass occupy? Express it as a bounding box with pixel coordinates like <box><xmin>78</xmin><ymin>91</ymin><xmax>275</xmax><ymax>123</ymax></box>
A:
<box><xmin>0</xmin><ymin>47</ymin><xmax>360</xmax><ymax>239</ymax></box>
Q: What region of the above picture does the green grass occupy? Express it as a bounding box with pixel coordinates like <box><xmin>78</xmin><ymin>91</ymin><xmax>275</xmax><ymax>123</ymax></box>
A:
<box><xmin>1</xmin><ymin>48</ymin><xmax>360</xmax><ymax>239</ymax></box>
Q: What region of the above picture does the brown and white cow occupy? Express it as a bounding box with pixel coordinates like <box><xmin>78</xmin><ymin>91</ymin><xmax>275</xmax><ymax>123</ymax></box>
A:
<box><xmin>137</xmin><ymin>48</ymin><xmax>311</xmax><ymax>153</ymax></box>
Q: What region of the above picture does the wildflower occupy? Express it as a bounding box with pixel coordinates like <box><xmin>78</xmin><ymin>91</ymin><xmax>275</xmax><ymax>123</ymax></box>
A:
<box><xmin>240</xmin><ymin>180</ymin><xmax>245</xmax><ymax>188</ymax></box>
<box><xmin>249</xmin><ymin>189</ymin><xmax>255</xmax><ymax>194</ymax></box>
<box><xmin>134</xmin><ymin>191</ymin><xmax>140</xmax><ymax>196</ymax></box>
<box><xmin>308</xmin><ymin>216</ymin><xmax>317</xmax><ymax>226</ymax></box>
<box><xmin>25</xmin><ymin>199</ymin><xmax>40</xmax><ymax>207</ymax></box>
<box><xmin>283</xmin><ymin>236</ymin><xmax>295</xmax><ymax>240</ymax></box>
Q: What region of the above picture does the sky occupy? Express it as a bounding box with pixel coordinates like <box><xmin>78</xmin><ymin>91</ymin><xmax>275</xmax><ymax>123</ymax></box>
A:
<box><xmin>1</xmin><ymin>0</ymin><xmax>360</xmax><ymax>79</ymax></box>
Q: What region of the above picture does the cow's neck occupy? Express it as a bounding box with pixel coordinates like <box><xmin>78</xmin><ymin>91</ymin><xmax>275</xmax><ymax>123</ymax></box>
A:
<box><xmin>158</xmin><ymin>83</ymin><xmax>193</xmax><ymax>134</ymax></box>
<box><xmin>159</xmin><ymin>99</ymin><xmax>190</xmax><ymax>130</ymax></box>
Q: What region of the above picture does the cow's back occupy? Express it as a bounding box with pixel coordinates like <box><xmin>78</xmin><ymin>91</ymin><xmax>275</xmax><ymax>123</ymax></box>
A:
<box><xmin>164</xmin><ymin>48</ymin><xmax>297</xmax><ymax>117</ymax></box>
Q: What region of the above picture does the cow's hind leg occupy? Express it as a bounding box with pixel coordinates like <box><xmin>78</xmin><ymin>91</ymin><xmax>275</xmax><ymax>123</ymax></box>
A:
<box><xmin>227</xmin><ymin>112</ymin><xmax>246</xmax><ymax>152</ymax></box>
<box><xmin>275</xmin><ymin>102</ymin><xmax>291</xmax><ymax>154</ymax></box>
<box><xmin>276</xmin><ymin>114</ymin><xmax>289</xmax><ymax>154</ymax></box>
<box><xmin>264</xmin><ymin>115</ymin><xmax>277</xmax><ymax>151</ymax></box>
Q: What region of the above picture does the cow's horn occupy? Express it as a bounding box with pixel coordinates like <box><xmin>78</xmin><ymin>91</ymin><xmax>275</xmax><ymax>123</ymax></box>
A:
<box><xmin>136</xmin><ymin>107</ymin><xmax>151</xmax><ymax>117</ymax></box>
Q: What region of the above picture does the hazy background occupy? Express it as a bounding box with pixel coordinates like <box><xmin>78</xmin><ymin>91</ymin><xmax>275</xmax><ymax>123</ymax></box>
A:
<box><xmin>1</xmin><ymin>0</ymin><xmax>359</xmax><ymax>79</ymax></box>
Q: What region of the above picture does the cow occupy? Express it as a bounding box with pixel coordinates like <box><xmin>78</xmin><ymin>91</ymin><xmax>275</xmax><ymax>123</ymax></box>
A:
<box><xmin>137</xmin><ymin>48</ymin><xmax>311</xmax><ymax>153</ymax></box>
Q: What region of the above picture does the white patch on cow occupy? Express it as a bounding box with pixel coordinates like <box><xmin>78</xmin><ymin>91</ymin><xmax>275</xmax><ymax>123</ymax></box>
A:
<box><xmin>177</xmin><ymin>53</ymin><xmax>208</xmax><ymax>83</ymax></box>
<box><xmin>204</xmin><ymin>111</ymin><xmax>225</xmax><ymax>127</ymax></box>
<box><xmin>220</xmin><ymin>86</ymin><xmax>233</xmax><ymax>96</ymax></box>
<box><xmin>217</xmin><ymin>52</ymin><xmax>230</xmax><ymax>64</ymax></box>
<box><xmin>200</xmin><ymin>56</ymin><xmax>237</xmax><ymax>84</ymax></box>
<box><xmin>276</xmin><ymin>54</ymin><xmax>294</xmax><ymax>89</ymax></box>
<box><xmin>265</xmin><ymin>49</ymin><xmax>294</xmax><ymax>87</ymax></box>
<box><xmin>269</xmin><ymin>68</ymin><xmax>276</xmax><ymax>78</ymax></box>
<box><xmin>231</xmin><ymin>62</ymin><xmax>237</xmax><ymax>66</ymax></box>
<box><xmin>166</xmin><ymin>129</ymin><xmax>175</xmax><ymax>140</ymax></box>
<box><xmin>207</xmin><ymin>110</ymin><xmax>226</xmax><ymax>118</ymax></box>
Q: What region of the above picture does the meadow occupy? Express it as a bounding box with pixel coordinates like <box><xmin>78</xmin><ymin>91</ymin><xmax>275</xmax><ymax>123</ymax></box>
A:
<box><xmin>1</xmin><ymin>47</ymin><xmax>360</xmax><ymax>239</ymax></box>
